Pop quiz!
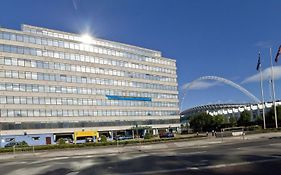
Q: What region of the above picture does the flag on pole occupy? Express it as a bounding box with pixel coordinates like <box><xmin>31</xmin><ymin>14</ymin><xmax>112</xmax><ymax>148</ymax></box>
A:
<box><xmin>256</xmin><ymin>52</ymin><xmax>261</xmax><ymax>71</ymax></box>
<box><xmin>275</xmin><ymin>45</ymin><xmax>281</xmax><ymax>63</ymax></box>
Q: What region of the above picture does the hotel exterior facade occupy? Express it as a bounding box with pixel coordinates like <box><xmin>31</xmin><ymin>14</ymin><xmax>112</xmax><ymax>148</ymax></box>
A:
<box><xmin>0</xmin><ymin>24</ymin><xmax>179</xmax><ymax>144</ymax></box>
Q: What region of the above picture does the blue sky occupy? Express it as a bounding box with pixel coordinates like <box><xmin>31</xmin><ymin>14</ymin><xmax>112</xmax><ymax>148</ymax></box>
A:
<box><xmin>1</xmin><ymin>0</ymin><xmax>281</xmax><ymax>110</ymax></box>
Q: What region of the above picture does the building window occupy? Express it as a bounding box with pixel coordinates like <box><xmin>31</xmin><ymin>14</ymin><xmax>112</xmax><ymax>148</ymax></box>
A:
<box><xmin>32</xmin><ymin>137</ymin><xmax>40</xmax><ymax>141</ymax></box>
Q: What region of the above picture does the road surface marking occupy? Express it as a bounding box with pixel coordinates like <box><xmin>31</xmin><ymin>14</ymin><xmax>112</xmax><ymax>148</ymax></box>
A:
<box><xmin>85</xmin><ymin>155</ymin><xmax>94</xmax><ymax>158</ymax></box>
<box><xmin>115</xmin><ymin>157</ymin><xmax>281</xmax><ymax>175</ymax></box>
<box><xmin>178</xmin><ymin>151</ymin><xmax>206</xmax><ymax>155</ymax></box>
<box><xmin>66</xmin><ymin>172</ymin><xmax>79</xmax><ymax>175</ymax></box>
<box><xmin>188</xmin><ymin>167</ymin><xmax>199</xmax><ymax>170</ymax></box>
<box><xmin>6</xmin><ymin>165</ymin><xmax>51</xmax><ymax>175</ymax></box>
<box><xmin>197</xmin><ymin>145</ymin><xmax>208</xmax><ymax>148</ymax></box>
<box><xmin>51</xmin><ymin>156</ymin><xmax>70</xmax><ymax>160</ymax></box>
<box><xmin>269</xmin><ymin>143</ymin><xmax>281</xmax><ymax>146</ymax></box>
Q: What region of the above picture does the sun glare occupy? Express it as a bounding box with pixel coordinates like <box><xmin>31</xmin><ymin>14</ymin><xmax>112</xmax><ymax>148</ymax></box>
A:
<box><xmin>80</xmin><ymin>34</ymin><xmax>93</xmax><ymax>44</ymax></box>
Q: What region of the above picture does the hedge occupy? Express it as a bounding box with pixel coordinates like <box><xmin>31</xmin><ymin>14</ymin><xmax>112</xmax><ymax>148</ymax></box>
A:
<box><xmin>0</xmin><ymin>135</ymin><xmax>205</xmax><ymax>153</ymax></box>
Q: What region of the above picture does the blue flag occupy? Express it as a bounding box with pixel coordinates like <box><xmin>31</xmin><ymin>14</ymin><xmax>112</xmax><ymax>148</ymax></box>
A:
<box><xmin>275</xmin><ymin>45</ymin><xmax>281</xmax><ymax>63</ymax></box>
<box><xmin>256</xmin><ymin>52</ymin><xmax>261</xmax><ymax>71</ymax></box>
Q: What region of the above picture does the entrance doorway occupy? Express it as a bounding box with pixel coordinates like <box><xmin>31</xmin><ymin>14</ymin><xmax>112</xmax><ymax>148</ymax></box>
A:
<box><xmin>46</xmin><ymin>137</ymin><xmax>51</xmax><ymax>144</ymax></box>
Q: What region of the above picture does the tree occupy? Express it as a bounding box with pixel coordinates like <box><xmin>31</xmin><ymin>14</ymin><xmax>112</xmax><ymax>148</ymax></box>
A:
<box><xmin>212</xmin><ymin>115</ymin><xmax>225</xmax><ymax>129</ymax></box>
<box><xmin>237</xmin><ymin>111</ymin><xmax>251</xmax><ymax>126</ymax></box>
<box><xmin>228</xmin><ymin>116</ymin><xmax>237</xmax><ymax>127</ymax></box>
<box><xmin>189</xmin><ymin>113</ymin><xmax>210</xmax><ymax>132</ymax></box>
<box><xmin>189</xmin><ymin>113</ymin><xmax>225</xmax><ymax>132</ymax></box>
<box><xmin>265</xmin><ymin>105</ymin><xmax>281</xmax><ymax>128</ymax></box>
<box><xmin>255</xmin><ymin>115</ymin><xmax>264</xmax><ymax>126</ymax></box>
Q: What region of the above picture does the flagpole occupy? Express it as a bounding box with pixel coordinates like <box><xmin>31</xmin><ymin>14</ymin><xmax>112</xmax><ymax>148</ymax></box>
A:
<box><xmin>269</xmin><ymin>48</ymin><xmax>278</xmax><ymax>128</ymax></box>
<box><xmin>269</xmin><ymin>79</ymin><xmax>273</xmax><ymax>100</ymax></box>
<box><xmin>258</xmin><ymin>52</ymin><xmax>266</xmax><ymax>129</ymax></box>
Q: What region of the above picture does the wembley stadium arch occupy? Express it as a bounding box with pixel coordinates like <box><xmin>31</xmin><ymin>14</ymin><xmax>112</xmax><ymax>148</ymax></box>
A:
<box><xmin>180</xmin><ymin>76</ymin><xmax>261</xmax><ymax>112</ymax></box>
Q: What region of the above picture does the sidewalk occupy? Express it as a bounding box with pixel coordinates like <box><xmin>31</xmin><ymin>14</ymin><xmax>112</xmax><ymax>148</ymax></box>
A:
<box><xmin>0</xmin><ymin>132</ymin><xmax>280</xmax><ymax>161</ymax></box>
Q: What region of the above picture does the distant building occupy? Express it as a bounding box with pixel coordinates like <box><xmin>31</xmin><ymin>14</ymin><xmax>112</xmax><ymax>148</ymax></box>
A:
<box><xmin>0</xmin><ymin>24</ymin><xmax>179</xmax><ymax>146</ymax></box>
<box><xmin>180</xmin><ymin>101</ymin><xmax>281</xmax><ymax>124</ymax></box>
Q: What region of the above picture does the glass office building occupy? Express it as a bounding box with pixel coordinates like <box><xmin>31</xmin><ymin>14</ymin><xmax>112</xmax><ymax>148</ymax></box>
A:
<box><xmin>0</xmin><ymin>24</ymin><xmax>179</xmax><ymax>137</ymax></box>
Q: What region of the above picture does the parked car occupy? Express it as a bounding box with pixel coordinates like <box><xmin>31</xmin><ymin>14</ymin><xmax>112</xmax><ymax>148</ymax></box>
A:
<box><xmin>63</xmin><ymin>138</ymin><xmax>73</xmax><ymax>144</ymax></box>
<box><xmin>4</xmin><ymin>142</ymin><xmax>21</xmax><ymax>148</ymax></box>
<box><xmin>159</xmin><ymin>132</ymin><xmax>174</xmax><ymax>138</ymax></box>
<box><xmin>86</xmin><ymin>137</ymin><xmax>94</xmax><ymax>142</ymax></box>
<box><xmin>113</xmin><ymin>135</ymin><xmax>133</xmax><ymax>140</ymax></box>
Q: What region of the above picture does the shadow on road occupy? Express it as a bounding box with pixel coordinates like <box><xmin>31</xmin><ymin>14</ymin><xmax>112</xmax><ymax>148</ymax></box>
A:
<box><xmin>36</xmin><ymin>152</ymin><xmax>281</xmax><ymax>175</ymax></box>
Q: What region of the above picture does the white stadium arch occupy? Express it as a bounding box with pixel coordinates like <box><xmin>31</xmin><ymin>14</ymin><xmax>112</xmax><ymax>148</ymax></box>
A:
<box><xmin>181</xmin><ymin>76</ymin><xmax>261</xmax><ymax>112</ymax></box>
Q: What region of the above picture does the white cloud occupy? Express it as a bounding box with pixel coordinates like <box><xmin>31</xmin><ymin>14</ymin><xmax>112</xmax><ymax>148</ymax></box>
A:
<box><xmin>182</xmin><ymin>80</ymin><xmax>219</xmax><ymax>90</ymax></box>
<box><xmin>254</xmin><ymin>41</ymin><xmax>274</xmax><ymax>48</ymax></box>
<box><xmin>242</xmin><ymin>66</ymin><xmax>281</xmax><ymax>83</ymax></box>
<box><xmin>72</xmin><ymin>0</ymin><xmax>79</xmax><ymax>10</ymax></box>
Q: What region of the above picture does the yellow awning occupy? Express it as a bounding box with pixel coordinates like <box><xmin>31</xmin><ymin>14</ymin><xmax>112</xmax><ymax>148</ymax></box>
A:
<box><xmin>74</xmin><ymin>130</ymin><xmax>99</xmax><ymax>138</ymax></box>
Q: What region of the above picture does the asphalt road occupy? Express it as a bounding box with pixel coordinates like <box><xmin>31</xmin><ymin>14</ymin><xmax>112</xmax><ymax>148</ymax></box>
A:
<box><xmin>1</xmin><ymin>137</ymin><xmax>281</xmax><ymax>175</ymax></box>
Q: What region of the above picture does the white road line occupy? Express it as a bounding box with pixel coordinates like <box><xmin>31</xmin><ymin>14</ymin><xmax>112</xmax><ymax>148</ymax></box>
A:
<box><xmin>70</xmin><ymin>159</ymin><xmax>97</xmax><ymax>171</ymax></box>
<box><xmin>66</xmin><ymin>171</ymin><xmax>79</xmax><ymax>175</ymax></box>
<box><xmin>269</xmin><ymin>143</ymin><xmax>281</xmax><ymax>146</ymax></box>
<box><xmin>5</xmin><ymin>165</ymin><xmax>51</xmax><ymax>175</ymax></box>
<box><xmin>0</xmin><ymin>161</ymin><xmax>27</xmax><ymax>166</ymax></box>
<box><xmin>178</xmin><ymin>151</ymin><xmax>207</xmax><ymax>155</ymax></box>
<box><xmin>198</xmin><ymin>158</ymin><xmax>278</xmax><ymax>170</ymax></box>
<box><xmin>111</xmin><ymin>167</ymin><xmax>191</xmax><ymax>175</ymax></box>
<box><xmin>188</xmin><ymin>167</ymin><xmax>199</xmax><ymax>170</ymax></box>
<box><xmin>148</xmin><ymin>151</ymin><xmax>206</xmax><ymax>157</ymax></box>
<box><xmin>197</xmin><ymin>145</ymin><xmax>208</xmax><ymax>148</ymax></box>
<box><xmin>85</xmin><ymin>155</ymin><xmax>94</xmax><ymax>158</ymax></box>
<box><xmin>208</xmin><ymin>141</ymin><xmax>222</xmax><ymax>144</ymax></box>
<box><xmin>30</xmin><ymin>156</ymin><xmax>70</xmax><ymax>164</ymax></box>
<box><xmin>30</xmin><ymin>160</ymin><xmax>47</xmax><ymax>164</ymax></box>
<box><xmin>51</xmin><ymin>156</ymin><xmax>70</xmax><ymax>160</ymax></box>
<box><xmin>191</xmin><ymin>157</ymin><xmax>281</xmax><ymax>170</ymax></box>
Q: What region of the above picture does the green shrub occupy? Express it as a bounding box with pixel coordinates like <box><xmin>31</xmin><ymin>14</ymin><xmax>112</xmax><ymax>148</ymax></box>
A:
<box><xmin>100</xmin><ymin>135</ymin><xmax>107</xmax><ymax>143</ymax></box>
<box><xmin>0</xmin><ymin>134</ymin><xmax>207</xmax><ymax>154</ymax></box>
<box><xmin>20</xmin><ymin>141</ymin><xmax>29</xmax><ymax>147</ymax></box>
<box><xmin>57</xmin><ymin>138</ymin><xmax>66</xmax><ymax>145</ymax></box>
<box><xmin>245</xmin><ymin>125</ymin><xmax>262</xmax><ymax>131</ymax></box>
<box><xmin>144</xmin><ymin>132</ymin><xmax>153</xmax><ymax>139</ymax></box>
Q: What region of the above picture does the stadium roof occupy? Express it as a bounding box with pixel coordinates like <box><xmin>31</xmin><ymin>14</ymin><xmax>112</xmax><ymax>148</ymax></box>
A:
<box><xmin>180</xmin><ymin>103</ymin><xmax>252</xmax><ymax>115</ymax></box>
